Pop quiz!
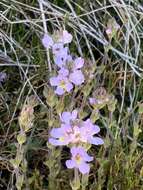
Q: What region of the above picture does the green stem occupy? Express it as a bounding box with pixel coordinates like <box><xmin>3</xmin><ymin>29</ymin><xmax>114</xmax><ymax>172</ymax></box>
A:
<box><xmin>74</xmin><ymin>168</ymin><xmax>78</xmax><ymax>185</ymax></box>
<box><xmin>71</xmin><ymin>168</ymin><xmax>80</xmax><ymax>190</ymax></box>
<box><xmin>81</xmin><ymin>174</ymin><xmax>89</xmax><ymax>190</ymax></box>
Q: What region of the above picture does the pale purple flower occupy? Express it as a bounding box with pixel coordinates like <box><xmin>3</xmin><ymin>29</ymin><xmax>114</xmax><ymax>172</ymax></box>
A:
<box><xmin>49</xmin><ymin>110</ymin><xmax>104</xmax><ymax>147</ymax></box>
<box><xmin>66</xmin><ymin>146</ymin><xmax>93</xmax><ymax>174</ymax></box>
<box><xmin>68</xmin><ymin>119</ymin><xmax>103</xmax><ymax>145</ymax></box>
<box><xmin>69</xmin><ymin>70</ymin><xmax>84</xmax><ymax>85</ymax></box>
<box><xmin>89</xmin><ymin>98</ymin><xmax>97</xmax><ymax>105</ymax></box>
<box><xmin>57</xmin><ymin>30</ymin><xmax>73</xmax><ymax>44</ymax></box>
<box><xmin>50</xmin><ymin>70</ymin><xmax>73</xmax><ymax>95</ymax></box>
<box><xmin>67</xmin><ymin>54</ymin><xmax>73</xmax><ymax>63</ymax></box>
<box><xmin>106</xmin><ymin>22</ymin><xmax>120</xmax><ymax>36</ymax></box>
<box><xmin>49</xmin><ymin>124</ymin><xmax>72</xmax><ymax>146</ymax></box>
<box><xmin>59</xmin><ymin>111</ymin><xmax>104</xmax><ymax>145</ymax></box>
<box><xmin>53</xmin><ymin>46</ymin><xmax>68</xmax><ymax>67</ymax></box>
<box><xmin>60</xmin><ymin>110</ymin><xmax>78</xmax><ymax>124</ymax></box>
<box><xmin>42</xmin><ymin>34</ymin><xmax>54</xmax><ymax>48</ymax></box>
<box><xmin>67</xmin><ymin>57</ymin><xmax>84</xmax><ymax>85</ymax></box>
<box><xmin>74</xmin><ymin>57</ymin><xmax>84</xmax><ymax>69</ymax></box>
<box><xmin>80</xmin><ymin>119</ymin><xmax>104</xmax><ymax>145</ymax></box>
<box><xmin>52</xmin><ymin>43</ymin><xmax>64</xmax><ymax>55</ymax></box>
<box><xmin>58</xmin><ymin>68</ymin><xmax>69</xmax><ymax>76</ymax></box>
<box><xmin>89</xmin><ymin>96</ymin><xmax>109</xmax><ymax>106</ymax></box>
<box><xmin>105</xmin><ymin>28</ymin><xmax>112</xmax><ymax>35</ymax></box>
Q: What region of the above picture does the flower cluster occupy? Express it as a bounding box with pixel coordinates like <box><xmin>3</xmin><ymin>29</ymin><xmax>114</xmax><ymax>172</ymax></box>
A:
<box><xmin>89</xmin><ymin>87</ymin><xmax>116</xmax><ymax>113</ymax></box>
<box><xmin>105</xmin><ymin>18</ymin><xmax>120</xmax><ymax>39</ymax></box>
<box><xmin>42</xmin><ymin>30</ymin><xmax>104</xmax><ymax>175</ymax></box>
<box><xmin>42</xmin><ymin>30</ymin><xmax>84</xmax><ymax>95</ymax></box>
<box><xmin>49</xmin><ymin>110</ymin><xmax>103</xmax><ymax>174</ymax></box>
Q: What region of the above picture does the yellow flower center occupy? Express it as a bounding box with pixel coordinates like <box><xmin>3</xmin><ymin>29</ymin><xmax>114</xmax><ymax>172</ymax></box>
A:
<box><xmin>60</xmin><ymin>80</ymin><xmax>66</xmax><ymax>89</ymax></box>
<box><xmin>75</xmin><ymin>154</ymin><xmax>82</xmax><ymax>164</ymax></box>
<box><xmin>59</xmin><ymin>136</ymin><xmax>65</xmax><ymax>142</ymax></box>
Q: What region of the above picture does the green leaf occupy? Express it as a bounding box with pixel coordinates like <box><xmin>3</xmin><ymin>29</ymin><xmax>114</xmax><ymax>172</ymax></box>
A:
<box><xmin>17</xmin><ymin>132</ymin><xmax>26</xmax><ymax>145</ymax></box>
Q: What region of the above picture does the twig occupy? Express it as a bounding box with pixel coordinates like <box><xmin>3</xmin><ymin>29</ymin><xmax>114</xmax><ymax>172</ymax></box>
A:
<box><xmin>38</xmin><ymin>0</ymin><xmax>52</xmax><ymax>72</ymax></box>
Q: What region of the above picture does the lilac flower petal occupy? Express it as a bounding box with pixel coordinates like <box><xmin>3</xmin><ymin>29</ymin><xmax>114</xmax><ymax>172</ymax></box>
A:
<box><xmin>50</xmin><ymin>77</ymin><xmax>60</xmax><ymax>86</ymax></box>
<box><xmin>84</xmin><ymin>119</ymin><xmax>100</xmax><ymax>134</ymax></box>
<box><xmin>71</xmin><ymin>110</ymin><xmax>78</xmax><ymax>120</ymax></box>
<box><xmin>66</xmin><ymin>82</ymin><xmax>73</xmax><ymax>92</ymax></box>
<box><xmin>54</xmin><ymin>56</ymin><xmax>64</xmax><ymax>67</ymax></box>
<box><xmin>61</xmin><ymin>123</ymin><xmax>72</xmax><ymax>132</ymax></box>
<box><xmin>71</xmin><ymin>146</ymin><xmax>84</xmax><ymax>157</ymax></box>
<box><xmin>49</xmin><ymin>138</ymin><xmax>67</xmax><ymax>146</ymax></box>
<box><xmin>106</xmin><ymin>28</ymin><xmax>112</xmax><ymax>35</ymax></box>
<box><xmin>74</xmin><ymin>57</ymin><xmax>84</xmax><ymax>69</ymax></box>
<box><xmin>70</xmin><ymin>146</ymin><xmax>78</xmax><ymax>156</ymax></box>
<box><xmin>76</xmin><ymin>147</ymin><xmax>88</xmax><ymax>157</ymax></box>
<box><xmin>66</xmin><ymin>160</ymin><xmax>75</xmax><ymax>169</ymax></box>
<box><xmin>52</xmin><ymin>43</ymin><xmax>64</xmax><ymax>55</ymax></box>
<box><xmin>67</xmin><ymin>147</ymin><xmax>94</xmax><ymax>174</ymax></box>
<box><xmin>55</xmin><ymin>86</ymin><xmax>65</xmax><ymax>95</ymax></box>
<box><xmin>61</xmin><ymin>112</ymin><xmax>72</xmax><ymax>124</ymax></box>
<box><xmin>58</xmin><ymin>68</ymin><xmax>69</xmax><ymax>77</ymax></box>
<box><xmin>63</xmin><ymin>30</ymin><xmax>73</xmax><ymax>44</ymax></box>
<box><xmin>50</xmin><ymin>128</ymin><xmax>63</xmax><ymax>138</ymax></box>
<box><xmin>69</xmin><ymin>70</ymin><xmax>84</xmax><ymax>85</ymax></box>
<box><xmin>89</xmin><ymin>98</ymin><xmax>97</xmax><ymax>105</ymax></box>
<box><xmin>42</xmin><ymin>34</ymin><xmax>53</xmax><ymax>48</ymax></box>
<box><xmin>58</xmin><ymin>30</ymin><xmax>73</xmax><ymax>44</ymax></box>
<box><xmin>58</xmin><ymin>47</ymin><xmax>68</xmax><ymax>61</ymax></box>
<box><xmin>79</xmin><ymin>162</ymin><xmax>90</xmax><ymax>174</ymax></box>
<box><xmin>54</xmin><ymin>47</ymin><xmax>68</xmax><ymax>67</ymax></box>
<box><xmin>83</xmin><ymin>152</ymin><xmax>93</xmax><ymax>162</ymax></box>
<box><xmin>92</xmin><ymin>125</ymin><xmax>100</xmax><ymax>134</ymax></box>
<box><xmin>67</xmin><ymin>55</ymin><xmax>73</xmax><ymax>62</ymax></box>
<box><xmin>89</xmin><ymin>137</ymin><xmax>104</xmax><ymax>145</ymax></box>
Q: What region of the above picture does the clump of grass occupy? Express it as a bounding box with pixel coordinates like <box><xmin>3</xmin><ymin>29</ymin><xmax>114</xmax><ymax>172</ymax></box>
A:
<box><xmin>0</xmin><ymin>0</ymin><xmax>143</xmax><ymax>190</ymax></box>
